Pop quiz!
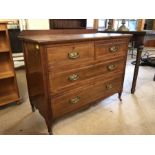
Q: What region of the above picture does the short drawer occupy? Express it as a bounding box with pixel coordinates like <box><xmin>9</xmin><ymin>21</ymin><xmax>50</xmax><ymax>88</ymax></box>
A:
<box><xmin>0</xmin><ymin>24</ymin><xmax>6</xmax><ymax>31</ymax></box>
<box><xmin>51</xmin><ymin>76</ymin><xmax>122</xmax><ymax>118</ymax></box>
<box><xmin>47</xmin><ymin>42</ymin><xmax>94</xmax><ymax>69</ymax></box>
<box><xmin>49</xmin><ymin>58</ymin><xmax>125</xmax><ymax>93</ymax></box>
<box><xmin>95</xmin><ymin>39</ymin><xmax>128</xmax><ymax>61</ymax></box>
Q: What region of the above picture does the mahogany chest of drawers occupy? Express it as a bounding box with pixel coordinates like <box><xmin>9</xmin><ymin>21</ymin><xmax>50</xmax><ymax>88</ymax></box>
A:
<box><xmin>19</xmin><ymin>30</ymin><xmax>131</xmax><ymax>134</ymax></box>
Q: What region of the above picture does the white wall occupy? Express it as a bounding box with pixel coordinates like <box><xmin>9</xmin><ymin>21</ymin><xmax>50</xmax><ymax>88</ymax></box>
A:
<box><xmin>26</xmin><ymin>19</ymin><xmax>49</xmax><ymax>30</ymax></box>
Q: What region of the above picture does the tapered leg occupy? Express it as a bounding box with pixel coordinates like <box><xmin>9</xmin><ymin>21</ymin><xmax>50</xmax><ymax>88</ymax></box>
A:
<box><xmin>46</xmin><ymin>120</ymin><xmax>53</xmax><ymax>135</ymax></box>
<box><xmin>30</xmin><ymin>103</ymin><xmax>35</xmax><ymax>112</ymax></box>
<box><xmin>48</xmin><ymin>126</ymin><xmax>53</xmax><ymax>135</ymax></box>
<box><xmin>118</xmin><ymin>92</ymin><xmax>122</xmax><ymax>101</ymax></box>
<box><xmin>29</xmin><ymin>98</ymin><xmax>35</xmax><ymax>112</ymax></box>
<box><xmin>153</xmin><ymin>74</ymin><xmax>155</xmax><ymax>81</ymax></box>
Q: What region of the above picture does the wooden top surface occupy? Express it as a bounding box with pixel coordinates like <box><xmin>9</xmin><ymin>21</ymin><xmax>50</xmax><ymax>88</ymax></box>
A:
<box><xmin>98</xmin><ymin>30</ymin><xmax>155</xmax><ymax>35</ymax></box>
<box><xmin>19</xmin><ymin>33</ymin><xmax>132</xmax><ymax>44</ymax></box>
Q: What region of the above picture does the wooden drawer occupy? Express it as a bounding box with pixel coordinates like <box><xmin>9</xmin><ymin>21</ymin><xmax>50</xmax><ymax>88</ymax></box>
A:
<box><xmin>47</xmin><ymin>42</ymin><xmax>94</xmax><ymax>69</ymax></box>
<box><xmin>49</xmin><ymin>58</ymin><xmax>125</xmax><ymax>93</ymax></box>
<box><xmin>51</xmin><ymin>76</ymin><xmax>122</xmax><ymax>118</ymax></box>
<box><xmin>0</xmin><ymin>24</ymin><xmax>7</xmax><ymax>31</ymax></box>
<box><xmin>95</xmin><ymin>39</ymin><xmax>128</xmax><ymax>61</ymax></box>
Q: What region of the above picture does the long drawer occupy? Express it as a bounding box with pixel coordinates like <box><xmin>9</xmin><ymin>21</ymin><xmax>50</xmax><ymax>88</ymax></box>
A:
<box><xmin>51</xmin><ymin>76</ymin><xmax>122</xmax><ymax>118</ymax></box>
<box><xmin>95</xmin><ymin>39</ymin><xmax>128</xmax><ymax>61</ymax></box>
<box><xmin>47</xmin><ymin>42</ymin><xmax>94</xmax><ymax>70</ymax></box>
<box><xmin>49</xmin><ymin>58</ymin><xmax>125</xmax><ymax>93</ymax></box>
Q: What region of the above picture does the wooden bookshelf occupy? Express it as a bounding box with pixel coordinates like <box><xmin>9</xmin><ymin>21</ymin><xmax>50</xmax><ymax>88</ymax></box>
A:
<box><xmin>0</xmin><ymin>48</ymin><xmax>10</xmax><ymax>52</ymax></box>
<box><xmin>0</xmin><ymin>71</ymin><xmax>14</xmax><ymax>79</ymax></box>
<box><xmin>0</xmin><ymin>22</ymin><xmax>20</xmax><ymax>106</ymax></box>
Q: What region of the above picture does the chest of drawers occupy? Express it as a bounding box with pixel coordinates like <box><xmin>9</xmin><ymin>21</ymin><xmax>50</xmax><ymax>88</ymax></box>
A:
<box><xmin>19</xmin><ymin>30</ymin><xmax>131</xmax><ymax>134</ymax></box>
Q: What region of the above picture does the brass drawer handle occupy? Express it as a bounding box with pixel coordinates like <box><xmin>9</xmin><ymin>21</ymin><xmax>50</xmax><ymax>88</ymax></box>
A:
<box><xmin>107</xmin><ymin>64</ymin><xmax>117</xmax><ymax>71</ymax></box>
<box><xmin>106</xmin><ymin>83</ymin><xmax>113</xmax><ymax>90</ymax></box>
<box><xmin>35</xmin><ymin>44</ymin><xmax>40</xmax><ymax>50</ymax></box>
<box><xmin>109</xmin><ymin>46</ymin><xmax>118</xmax><ymax>53</ymax></box>
<box><xmin>68</xmin><ymin>74</ymin><xmax>80</xmax><ymax>81</ymax></box>
<box><xmin>68</xmin><ymin>51</ymin><xmax>79</xmax><ymax>59</ymax></box>
<box><xmin>69</xmin><ymin>96</ymin><xmax>80</xmax><ymax>104</ymax></box>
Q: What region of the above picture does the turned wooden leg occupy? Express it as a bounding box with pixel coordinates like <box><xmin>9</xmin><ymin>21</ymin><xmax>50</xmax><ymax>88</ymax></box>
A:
<box><xmin>118</xmin><ymin>92</ymin><xmax>122</xmax><ymax>101</ymax></box>
<box><xmin>131</xmin><ymin>45</ymin><xmax>144</xmax><ymax>94</ymax></box>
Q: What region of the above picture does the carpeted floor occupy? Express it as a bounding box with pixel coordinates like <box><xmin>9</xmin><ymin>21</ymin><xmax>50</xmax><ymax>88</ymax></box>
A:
<box><xmin>0</xmin><ymin>53</ymin><xmax>155</xmax><ymax>135</ymax></box>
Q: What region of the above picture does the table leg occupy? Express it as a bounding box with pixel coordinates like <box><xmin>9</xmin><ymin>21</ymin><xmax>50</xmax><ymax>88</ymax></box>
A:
<box><xmin>131</xmin><ymin>45</ymin><xmax>144</xmax><ymax>94</ymax></box>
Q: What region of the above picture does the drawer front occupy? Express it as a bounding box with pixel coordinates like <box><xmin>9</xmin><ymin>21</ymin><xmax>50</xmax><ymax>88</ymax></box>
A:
<box><xmin>49</xmin><ymin>58</ymin><xmax>125</xmax><ymax>93</ymax></box>
<box><xmin>0</xmin><ymin>24</ymin><xmax>6</xmax><ymax>31</ymax></box>
<box><xmin>49</xmin><ymin>59</ymin><xmax>124</xmax><ymax>93</ymax></box>
<box><xmin>51</xmin><ymin>76</ymin><xmax>122</xmax><ymax>118</ymax></box>
<box><xmin>47</xmin><ymin>42</ymin><xmax>94</xmax><ymax>69</ymax></box>
<box><xmin>95</xmin><ymin>39</ymin><xmax>128</xmax><ymax>61</ymax></box>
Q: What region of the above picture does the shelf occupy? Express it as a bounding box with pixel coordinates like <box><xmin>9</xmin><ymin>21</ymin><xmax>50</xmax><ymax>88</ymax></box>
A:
<box><xmin>0</xmin><ymin>52</ymin><xmax>12</xmax><ymax>74</ymax></box>
<box><xmin>0</xmin><ymin>92</ymin><xmax>19</xmax><ymax>106</ymax></box>
<box><xmin>0</xmin><ymin>23</ymin><xmax>20</xmax><ymax>106</ymax></box>
<box><xmin>0</xmin><ymin>31</ymin><xmax>9</xmax><ymax>51</ymax></box>
<box><xmin>0</xmin><ymin>71</ymin><xmax>14</xmax><ymax>79</ymax></box>
<box><xmin>0</xmin><ymin>78</ymin><xmax>19</xmax><ymax>106</ymax></box>
<box><xmin>0</xmin><ymin>24</ymin><xmax>7</xmax><ymax>31</ymax></box>
<box><xmin>0</xmin><ymin>29</ymin><xmax>6</xmax><ymax>32</ymax></box>
<box><xmin>0</xmin><ymin>48</ymin><xmax>10</xmax><ymax>53</ymax></box>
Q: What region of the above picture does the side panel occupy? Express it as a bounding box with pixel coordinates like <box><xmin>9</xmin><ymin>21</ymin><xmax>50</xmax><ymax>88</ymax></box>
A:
<box><xmin>22</xmin><ymin>42</ymin><xmax>52</xmax><ymax>122</ymax></box>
